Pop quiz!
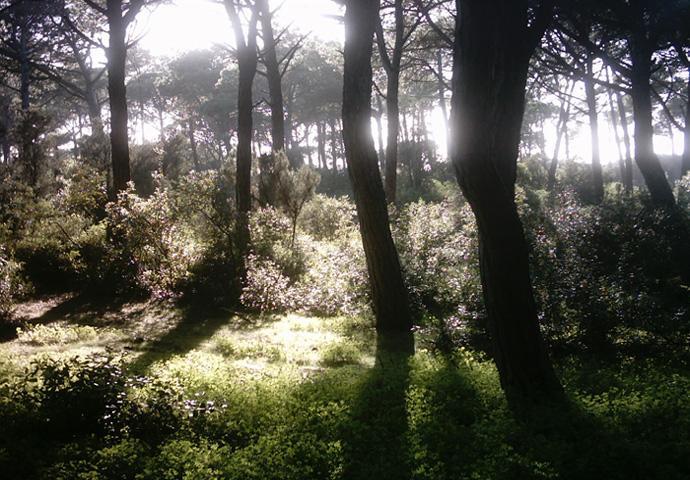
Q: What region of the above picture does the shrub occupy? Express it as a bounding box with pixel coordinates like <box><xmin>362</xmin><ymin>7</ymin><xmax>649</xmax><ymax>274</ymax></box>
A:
<box><xmin>299</xmin><ymin>194</ymin><xmax>356</xmax><ymax>241</ymax></box>
<box><xmin>15</xmin><ymin>324</ymin><xmax>98</xmax><ymax>346</ymax></box>
<box><xmin>106</xmin><ymin>178</ymin><xmax>203</xmax><ymax>297</ymax></box>
<box><xmin>0</xmin><ymin>248</ymin><xmax>26</xmax><ymax>326</ymax></box>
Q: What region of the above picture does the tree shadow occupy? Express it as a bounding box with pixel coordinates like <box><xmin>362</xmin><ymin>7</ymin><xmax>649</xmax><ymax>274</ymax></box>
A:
<box><xmin>340</xmin><ymin>331</ymin><xmax>415</xmax><ymax>480</ymax></box>
<box><xmin>0</xmin><ymin>293</ymin><xmax>140</xmax><ymax>342</ymax></box>
<box><xmin>128</xmin><ymin>305</ymin><xmax>271</xmax><ymax>373</ymax></box>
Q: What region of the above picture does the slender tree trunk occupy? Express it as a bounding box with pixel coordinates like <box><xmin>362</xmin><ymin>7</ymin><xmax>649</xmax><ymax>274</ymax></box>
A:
<box><xmin>375</xmin><ymin>95</ymin><xmax>386</xmax><ymax>172</ymax></box>
<box><xmin>19</xmin><ymin>21</ymin><xmax>30</xmax><ymax>111</ymax></box>
<box><xmin>188</xmin><ymin>118</ymin><xmax>200</xmax><ymax>170</ymax></box>
<box><xmin>616</xmin><ymin>92</ymin><xmax>634</xmax><ymax>191</ymax></box>
<box><xmin>329</xmin><ymin>117</ymin><xmax>338</xmax><ymax>170</ymax></box>
<box><xmin>451</xmin><ymin>0</ymin><xmax>561</xmax><ymax>404</ymax></box>
<box><xmin>342</xmin><ymin>0</ymin><xmax>413</xmax><ymax>353</ymax></box>
<box><xmin>106</xmin><ymin>0</ymin><xmax>131</xmax><ymax>197</ymax></box>
<box><xmin>257</xmin><ymin>0</ymin><xmax>286</xmax><ymax>156</ymax></box>
<box><xmin>384</xmin><ymin>77</ymin><xmax>401</xmax><ymax>203</ymax></box>
<box><xmin>682</xmin><ymin>75</ymin><xmax>690</xmax><ymax>178</ymax></box>
<box><xmin>437</xmin><ymin>49</ymin><xmax>449</xmax><ymax>138</ymax></box>
<box><xmin>585</xmin><ymin>57</ymin><xmax>604</xmax><ymax>203</ymax></box>
<box><xmin>604</xmin><ymin>69</ymin><xmax>625</xmax><ymax>185</ymax></box>
<box><xmin>547</xmin><ymin>81</ymin><xmax>573</xmax><ymax>190</ymax></box>
<box><xmin>317</xmin><ymin>121</ymin><xmax>326</xmax><ymax>169</ymax></box>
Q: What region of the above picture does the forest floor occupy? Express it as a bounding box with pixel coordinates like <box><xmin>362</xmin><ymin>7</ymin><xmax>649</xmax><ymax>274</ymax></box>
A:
<box><xmin>4</xmin><ymin>293</ymin><xmax>375</xmax><ymax>376</ymax></box>
<box><xmin>1</xmin><ymin>294</ymin><xmax>690</xmax><ymax>479</ymax></box>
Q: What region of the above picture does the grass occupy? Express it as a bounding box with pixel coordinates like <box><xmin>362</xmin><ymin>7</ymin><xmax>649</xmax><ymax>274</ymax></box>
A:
<box><xmin>0</xmin><ymin>295</ymin><xmax>689</xmax><ymax>479</ymax></box>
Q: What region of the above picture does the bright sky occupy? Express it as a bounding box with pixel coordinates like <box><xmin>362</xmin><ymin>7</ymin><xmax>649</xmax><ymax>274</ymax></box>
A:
<box><xmin>138</xmin><ymin>0</ymin><xmax>344</xmax><ymax>57</ymax></box>
<box><xmin>131</xmin><ymin>0</ymin><xmax>683</xmax><ymax>162</ymax></box>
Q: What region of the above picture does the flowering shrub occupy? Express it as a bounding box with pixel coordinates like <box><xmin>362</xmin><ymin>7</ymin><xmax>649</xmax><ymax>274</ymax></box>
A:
<box><xmin>107</xmin><ymin>179</ymin><xmax>203</xmax><ymax>297</ymax></box>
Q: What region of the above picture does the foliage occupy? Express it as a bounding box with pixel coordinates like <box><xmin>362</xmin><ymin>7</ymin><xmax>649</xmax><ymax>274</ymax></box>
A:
<box><xmin>0</xmin><ymin>248</ymin><xmax>26</xmax><ymax>326</ymax></box>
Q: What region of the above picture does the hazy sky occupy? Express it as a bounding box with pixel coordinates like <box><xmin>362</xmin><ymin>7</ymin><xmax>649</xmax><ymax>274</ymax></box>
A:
<box><xmin>137</xmin><ymin>0</ymin><xmax>344</xmax><ymax>56</ymax></box>
<box><xmin>130</xmin><ymin>0</ymin><xmax>682</xmax><ymax>160</ymax></box>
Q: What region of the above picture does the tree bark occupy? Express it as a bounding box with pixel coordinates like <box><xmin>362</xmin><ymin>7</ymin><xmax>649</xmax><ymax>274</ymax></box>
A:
<box><xmin>584</xmin><ymin>57</ymin><xmax>604</xmax><ymax>203</ymax></box>
<box><xmin>629</xmin><ymin>31</ymin><xmax>675</xmax><ymax>207</ymax></box>
<box><xmin>106</xmin><ymin>0</ymin><xmax>132</xmax><ymax>197</ymax></box>
<box><xmin>188</xmin><ymin>118</ymin><xmax>200</xmax><ymax>170</ymax></box>
<box><xmin>547</xmin><ymin>81</ymin><xmax>573</xmax><ymax>191</ymax></box>
<box><xmin>375</xmin><ymin>94</ymin><xmax>386</xmax><ymax>172</ymax></box>
<box><xmin>616</xmin><ymin>91</ymin><xmax>634</xmax><ymax>191</ymax></box>
<box><xmin>342</xmin><ymin>0</ymin><xmax>413</xmax><ymax>353</ymax></box>
<box><xmin>257</xmin><ymin>0</ymin><xmax>286</xmax><ymax>156</ymax></box>
<box><xmin>225</xmin><ymin>0</ymin><xmax>259</xmax><ymax>269</ymax></box>
<box><xmin>450</xmin><ymin>0</ymin><xmax>562</xmax><ymax>404</ymax></box>
<box><xmin>682</xmin><ymin>74</ymin><xmax>690</xmax><ymax>178</ymax></box>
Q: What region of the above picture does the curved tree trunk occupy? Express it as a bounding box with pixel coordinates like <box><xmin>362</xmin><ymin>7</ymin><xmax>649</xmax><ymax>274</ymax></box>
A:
<box><xmin>342</xmin><ymin>0</ymin><xmax>413</xmax><ymax>353</ymax></box>
<box><xmin>629</xmin><ymin>36</ymin><xmax>675</xmax><ymax>208</ymax></box>
<box><xmin>451</xmin><ymin>0</ymin><xmax>562</xmax><ymax>404</ymax></box>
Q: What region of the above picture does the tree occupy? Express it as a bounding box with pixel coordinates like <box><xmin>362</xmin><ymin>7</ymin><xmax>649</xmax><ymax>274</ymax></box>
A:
<box><xmin>223</xmin><ymin>0</ymin><xmax>259</xmax><ymax>276</ymax></box>
<box><xmin>342</xmin><ymin>0</ymin><xmax>413</xmax><ymax>353</ymax></box>
<box><xmin>375</xmin><ymin>0</ymin><xmax>420</xmax><ymax>203</ymax></box>
<box><xmin>449</xmin><ymin>0</ymin><xmax>562</xmax><ymax>404</ymax></box>
<box><xmin>75</xmin><ymin>0</ymin><xmax>159</xmax><ymax>196</ymax></box>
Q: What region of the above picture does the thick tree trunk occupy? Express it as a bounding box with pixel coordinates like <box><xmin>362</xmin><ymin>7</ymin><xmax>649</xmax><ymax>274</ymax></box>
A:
<box><xmin>629</xmin><ymin>27</ymin><xmax>675</xmax><ymax>207</ymax></box>
<box><xmin>342</xmin><ymin>0</ymin><xmax>413</xmax><ymax>353</ymax></box>
<box><xmin>616</xmin><ymin>92</ymin><xmax>634</xmax><ymax>191</ymax></box>
<box><xmin>225</xmin><ymin>0</ymin><xmax>259</xmax><ymax>271</ymax></box>
<box><xmin>106</xmin><ymin>0</ymin><xmax>131</xmax><ymax>197</ymax></box>
<box><xmin>451</xmin><ymin>0</ymin><xmax>561</xmax><ymax>403</ymax></box>
<box><xmin>257</xmin><ymin>0</ymin><xmax>286</xmax><ymax>155</ymax></box>
<box><xmin>585</xmin><ymin>57</ymin><xmax>604</xmax><ymax>203</ymax></box>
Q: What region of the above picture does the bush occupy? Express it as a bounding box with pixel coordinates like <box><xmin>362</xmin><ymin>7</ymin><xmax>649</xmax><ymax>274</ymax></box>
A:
<box><xmin>394</xmin><ymin>199</ymin><xmax>482</xmax><ymax>322</ymax></box>
<box><xmin>0</xmin><ymin>248</ymin><xmax>26</xmax><ymax>326</ymax></box>
<box><xmin>299</xmin><ymin>194</ymin><xmax>356</xmax><ymax>241</ymax></box>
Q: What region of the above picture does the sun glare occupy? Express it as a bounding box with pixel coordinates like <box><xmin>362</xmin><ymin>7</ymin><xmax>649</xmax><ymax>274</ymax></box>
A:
<box><xmin>138</xmin><ymin>0</ymin><xmax>344</xmax><ymax>57</ymax></box>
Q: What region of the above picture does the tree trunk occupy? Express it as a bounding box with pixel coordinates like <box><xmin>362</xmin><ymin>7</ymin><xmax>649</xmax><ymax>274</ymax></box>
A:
<box><xmin>437</xmin><ymin>49</ymin><xmax>449</xmax><ymax>141</ymax></box>
<box><xmin>375</xmin><ymin>95</ymin><xmax>386</xmax><ymax>172</ymax></box>
<box><xmin>682</xmin><ymin>74</ymin><xmax>690</xmax><ymax>178</ymax></box>
<box><xmin>616</xmin><ymin>92</ymin><xmax>634</xmax><ymax>191</ymax></box>
<box><xmin>106</xmin><ymin>0</ymin><xmax>131</xmax><ymax>197</ymax></box>
<box><xmin>19</xmin><ymin>20</ymin><xmax>30</xmax><ymax>111</ymax></box>
<box><xmin>547</xmin><ymin>81</ymin><xmax>573</xmax><ymax>191</ymax></box>
<box><xmin>629</xmin><ymin>42</ymin><xmax>675</xmax><ymax>207</ymax></box>
<box><xmin>257</xmin><ymin>0</ymin><xmax>286</xmax><ymax>155</ymax></box>
<box><xmin>317</xmin><ymin>121</ymin><xmax>326</xmax><ymax>169</ymax></box>
<box><xmin>585</xmin><ymin>57</ymin><xmax>604</xmax><ymax>203</ymax></box>
<box><xmin>451</xmin><ymin>0</ymin><xmax>561</xmax><ymax>404</ymax></box>
<box><xmin>188</xmin><ymin>118</ymin><xmax>200</xmax><ymax>170</ymax></box>
<box><xmin>342</xmin><ymin>0</ymin><xmax>413</xmax><ymax>353</ymax></box>
<box><xmin>224</xmin><ymin>0</ymin><xmax>259</xmax><ymax>272</ymax></box>
<box><xmin>604</xmin><ymin>69</ymin><xmax>626</xmax><ymax>186</ymax></box>
<box><xmin>384</xmin><ymin>76</ymin><xmax>400</xmax><ymax>203</ymax></box>
<box><xmin>329</xmin><ymin>116</ymin><xmax>338</xmax><ymax>170</ymax></box>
